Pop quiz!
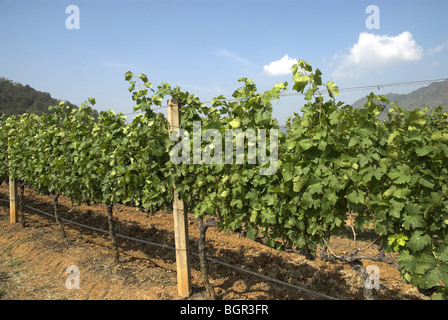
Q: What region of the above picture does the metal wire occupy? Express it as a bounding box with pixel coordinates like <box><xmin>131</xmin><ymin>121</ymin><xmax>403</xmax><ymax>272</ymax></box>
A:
<box><xmin>122</xmin><ymin>78</ymin><xmax>448</xmax><ymax>116</ymax></box>
<box><xmin>0</xmin><ymin>197</ymin><xmax>337</xmax><ymax>300</ymax></box>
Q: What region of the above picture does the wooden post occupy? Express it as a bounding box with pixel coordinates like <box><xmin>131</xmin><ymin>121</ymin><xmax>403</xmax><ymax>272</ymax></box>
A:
<box><xmin>7</xmin><ymin>137</ymin><xmax>18</xmax><ymax>224</ymax></box>
<box><xmin>167</xmin><ymin>98</ymin><xmax>192</xmax><ymax>297</ymax></box>
<box><xmin>9</xmin><ymin>178</ymin><xmax>18</xmax><ymax>224</ymax></box>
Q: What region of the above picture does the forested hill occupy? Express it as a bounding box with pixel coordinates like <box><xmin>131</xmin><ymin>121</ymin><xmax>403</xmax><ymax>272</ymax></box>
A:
<box><xmin>0</xmin><ymin>77</ymin><xmax>99</xmax><ymax>118</ymax></box>
<box><xmin>352</xmin><ymin>80</ymin><xmax>448</xmax><ymax>120</ymax></box>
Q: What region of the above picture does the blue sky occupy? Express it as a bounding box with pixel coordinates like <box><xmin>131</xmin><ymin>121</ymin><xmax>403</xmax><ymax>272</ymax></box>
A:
<box><xmin>1</xmin><ymin>0</ymin><xmax>447</xmax><ymax>124</ymax></box>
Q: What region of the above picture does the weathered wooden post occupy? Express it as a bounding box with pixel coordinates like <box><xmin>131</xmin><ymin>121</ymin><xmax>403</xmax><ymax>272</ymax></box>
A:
<box><xmin>167</xmin><ymin>98</ymin><xmax>192</xmax><ymax>297</ymax></box>
<box><xmin>7</xmin><ymin>136</ymin><xmax>18</xmax><ymax>224</ymax></box>
<box><xmin>9</xmin><ymin>178</ymin><xmax>18</xmax><ymax>224</ymax></box>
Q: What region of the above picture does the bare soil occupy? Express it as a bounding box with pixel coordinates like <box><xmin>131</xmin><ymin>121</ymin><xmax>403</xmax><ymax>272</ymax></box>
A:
<box><xmin>0</xmin><ymin>183</ymin><xmax>428</xmax><ymax>300</ymax></box>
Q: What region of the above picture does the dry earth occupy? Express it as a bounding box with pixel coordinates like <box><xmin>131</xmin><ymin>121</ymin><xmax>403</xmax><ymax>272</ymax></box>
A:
<box><xmin>0</xmin><ymin>183</ymin><xmax>428</xmax><ymax>300</ymax></box>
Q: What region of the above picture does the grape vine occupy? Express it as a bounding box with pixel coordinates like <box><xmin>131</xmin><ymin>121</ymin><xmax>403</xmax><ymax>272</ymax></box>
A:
<box><xmin>0</xmin><ymin>61</ymin><xmax>447</xmax><ymax>299</ymax></box>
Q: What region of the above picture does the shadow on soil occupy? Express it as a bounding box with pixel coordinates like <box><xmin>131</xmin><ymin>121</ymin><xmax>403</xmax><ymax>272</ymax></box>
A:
<box><xmin>0</xmin><ymin>185</ymin><xmax>421</xmax><ymax>300</ymax></box>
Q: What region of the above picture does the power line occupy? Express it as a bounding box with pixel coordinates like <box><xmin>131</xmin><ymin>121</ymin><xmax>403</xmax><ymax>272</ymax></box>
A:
<box><xmin>338</xmin><ymin>78</ymin><xmax>448</xmax><ymax>92</ymax></box>
<box><xmin>122</xmin><ymin>78</ymin><xmax>448</xmax><ymax>117</ymax></box>
<box><xmin>123</xmin><ymin>105</ymin><xmax>167</xmax><ymax>116</ymax></box>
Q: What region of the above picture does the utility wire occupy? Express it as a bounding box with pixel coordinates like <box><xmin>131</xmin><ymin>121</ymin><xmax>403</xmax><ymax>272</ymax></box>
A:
<box><xmin>122</xmin><ymin>78</ymin><xmax>448</xmax><ymax>116</ymax></box>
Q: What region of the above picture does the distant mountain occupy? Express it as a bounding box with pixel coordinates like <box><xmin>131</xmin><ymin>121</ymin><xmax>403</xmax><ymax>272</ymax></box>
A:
<box><xmin>352</xmin><ymin>80</ymin><xmax>448</xmax><ymax>120</ymax></box>
<box><xmin>0</xmin><ymin>77</ymin><xmax>98</xmax><ymax>118</ymax></box>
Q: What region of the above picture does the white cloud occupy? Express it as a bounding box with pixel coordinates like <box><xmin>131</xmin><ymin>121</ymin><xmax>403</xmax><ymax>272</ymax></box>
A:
<box><xmin>428</xmin><ymin>41</ymin><xmax>448</xmax><ymax>55</ymax></box>
<box><xmin>263</xmin><ymin>54</ymin><xmax>297</xmax><ymax>76</ymax></box>
<box><xmin>332</xmin><ymin>31</ymin><xmax>423</xmax><ymax>79</ymax></box>
<box><xmin>96</xmin><ymin>54</ymin><xmax>135</xmax><ymax>70</ymax></box>
<box><xmin>215</xmin><ymin>48</ymin><xmax>252</xmax><ymax>65</ymax></box>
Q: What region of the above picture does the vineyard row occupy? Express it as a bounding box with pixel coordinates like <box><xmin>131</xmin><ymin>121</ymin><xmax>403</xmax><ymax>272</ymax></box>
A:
<box><xmin>0</xmin><ymin>60</ymin><xmax>447</xmax><ymax>299</ymax></box>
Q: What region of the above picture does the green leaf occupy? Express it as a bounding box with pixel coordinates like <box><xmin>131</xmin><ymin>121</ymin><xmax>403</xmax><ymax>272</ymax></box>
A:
<box><xmin>287</xmin><ymin>140</ymin><xmax>296</xmax><ymax>150</ymax></box>
<box><xmin>125</xmin><ymin>71</ymin><xmax>133</xmax><ymax>81</ymax></box>
<box><xmin>346</xmin><ymin>190</ymin><xmax>358</xmax><ymax>204</ymax></box>
<box><xmin>437</xmin><ymin>263</ymin><xmax>448</xmax><ymax>286</ymax></box>
<box><xmin>313</xmin><ymin>69</ymin><xmax>323</xmax><ymax>85</ymax></box>
<box><xmin>293</xmin><ymin>176</ymin><xmax>308</xmax><ymax>193</ymax></box>
<box><xmin>348</xmin><ymin>136</ymin><xmax>360</xmax><ymax>148</ymax></box>
<box><xmin>230</xmin><ymin>173</ymin><xmax>241</xmax><ymax>183</ymax></box>
<box><xmin>398</xmin><ymin>250</ymin><xmax>417</xmax><ymax>272</ymax></box>
<box><xmin>414</xmin><ymin>252</ymin><xmax>438</xmax><ymax>275</ymax></box>
<box><xmin>250</xmin><ymin>210</ymin><xmax>258</xmax><ymax>223</ymax></box>
<box><xmin>229</xmin><ymin>118</ymin><xmax>241</xmax><ymax>128</ymax></box>
<box><xmin>300</xmin><ymin>192</ymin><xmax>313</xmax><ymax>208</ymax></box>
<box><xmin>436</xmin><ymin>245</ymin><xmax>448</xmax><ymax>262</ymax></box>
<box><xmin>420</xmin><ymin>268</ymin><xmax>442</xmax><ymax>288</ymax></box>
<box><xmin>388</xmin><ymin>130</ymin><xmax>401</xmax><ymax>145</ymax></box>
<box><xmin>326</xmin><ymin>192</ymin><xmax>338</xmax><ymax>206</ymax></box>
<box><xmin>304</xmin><ymin>88</ymin><xmax>315</xmax><ymax>101</ymax></box>
<box><xmin>415</xmin><ymin>146</ymin><xmax>431</xmax><ymax>157</ymax></box>
<box><xmin>393</xmin><ymin>187</ymin><xmax>411</xmax><ymax>199</ymax></box>
<box><xmin>403</xmin><ymin>209</ymin><xmax>425</xmax><ymax>230</ymax></box>
<box><xmin>317</xmin><ymin>140</ymin><xmax>327</xmax><ymax>151</ymax></box>
<box><xmin>431</xmin><ymin>131</ymin><xmax>443</xmax><ymax>141</ymax></box>
<box><xmin>383</xmin><ymin>185</ymin><xmax>397</xmax><ymax>198</ymax></box>
<box><xmin>407</xmin><ymin>231</ymin><xmax>431</xmax><ymax>252</ymax></box>
<box><xmin>418</xmin><ymin>176</ymin><xmax>435</xmax><ymax>189</ymax></box>
<box><xmin>308</xmin><ymin>182</ymin><xmax>322</xmax><ymax>195</ymax></box>
<box><xmin>388</xmin><ymin>233</ymin><xmax>408</xmax><ymax>251</ymax></box>
<box><xmin>282</xmin><ymin>164</ymin><xmax>294</xmax><ymax>182</ymax></box>
<box><xmin>415</xmin><ymin>253</ymin><xmax>447</xmax><ymax>288</ymax></box>
<box><xmin>298</xmin><ymin>139</ymin><xmax>313</xmax><ymax>150</ymax></box>
<box><xmin>292</xmin><ymin>73</ymin><xmax>309</xmax><ymax>85</ymax></box>
<box><xmin>389</xmin><ymin>201</ymin><xmax>404</xmax><ymax>219</ymax></box>
<box><xmin>432</xmin><ymin>291</ymin><xmax>448</xmax><ymax>300</ymax></box>
<box><xmin>326</xmin><ymin>81</ymin><xmax>339</xmax><ymax>99</ymax></box>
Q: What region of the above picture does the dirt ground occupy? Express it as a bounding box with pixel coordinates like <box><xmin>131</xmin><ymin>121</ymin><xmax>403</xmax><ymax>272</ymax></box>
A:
<box><xmin>0</xmin><ymin>183</ymin><xmax>428</xmax><ymax>300</ymax></box>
